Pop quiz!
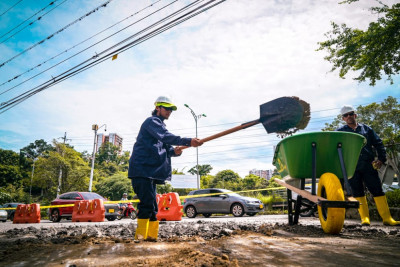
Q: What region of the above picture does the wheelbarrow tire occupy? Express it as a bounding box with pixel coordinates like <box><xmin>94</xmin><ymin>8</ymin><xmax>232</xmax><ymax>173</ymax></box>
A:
<box><xmin>317</xmin><ymin>172</ymin><xmax>345</xmax><ymax>234</ymax></box>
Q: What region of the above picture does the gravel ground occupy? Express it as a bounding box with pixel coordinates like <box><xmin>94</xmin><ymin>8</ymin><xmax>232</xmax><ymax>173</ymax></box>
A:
<box><xmin>1</xmin><ymin>215</ymin><xmax>400</xmax><ymax>266</ymax></box>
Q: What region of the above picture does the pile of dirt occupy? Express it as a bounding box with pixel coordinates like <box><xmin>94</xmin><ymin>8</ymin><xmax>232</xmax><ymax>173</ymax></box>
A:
<box><xmin>1</xmin><ymin>221</ymin><xmax>399</xmax><ymax>266</ymax></box>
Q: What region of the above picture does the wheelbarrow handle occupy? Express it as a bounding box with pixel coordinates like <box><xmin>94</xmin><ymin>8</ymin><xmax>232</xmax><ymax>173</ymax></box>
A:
<box><xmin>179</xmin><ymin>119</ymin><xmax>260</xmax><ymax>150</ymax></box>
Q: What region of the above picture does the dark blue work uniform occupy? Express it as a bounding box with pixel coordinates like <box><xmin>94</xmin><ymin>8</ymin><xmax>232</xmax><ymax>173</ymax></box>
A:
<box><xmin>128</xmin><ymin>115</ymin><xmax>192</xmax><ymax>220</ymax></box>
<box><xmin>337</xmin><ymin>123</ymin><xmax>386</xmax><ymax>197</ymax></box>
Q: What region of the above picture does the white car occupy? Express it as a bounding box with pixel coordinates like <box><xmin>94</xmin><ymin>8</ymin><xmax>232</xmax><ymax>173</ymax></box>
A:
<box><xmin>0</xmin><ymin>205</ymin><xmax>8</xmax><ymax>222</ymax></box>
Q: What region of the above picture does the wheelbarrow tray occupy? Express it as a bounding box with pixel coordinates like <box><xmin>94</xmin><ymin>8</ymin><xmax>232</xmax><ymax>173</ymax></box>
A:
<box><xmin>272</xmin><ymin>131</ymin><xmax>366</xmax><ymax>179</ymax></box>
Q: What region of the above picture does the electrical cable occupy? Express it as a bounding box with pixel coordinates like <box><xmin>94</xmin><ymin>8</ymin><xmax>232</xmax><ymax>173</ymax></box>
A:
<box><xmin>0</xmin><ymin>0</ymin><xmax>175</xmax><ymax>95</ymax></box>
<box><xmin>0</xmin><ymin>0</ymin><xmax>24</xmax><ymax>17</ymax></box>
<box><xmin>1</xmin><ymin>0</ymin><xmax>205</xmax><ymax>107</ymax></box>
<box><xmin>0</xmin><ymin>0</ymin><xmax>165</xmax><ymax>89</ymax></box>
<box><xmin>0</xmin><ymin>0</ymin><xmax>66</xmax><ymax>43</ymax></box>
<box><xmin>0</xmin><ymin>1</ymin><xmax>388</xmax><ymax>114</ymax></box>
<box><xmin>0</xmin><ymin>0</ymin><xmax>115</xmax><ymax>69</ymax></box>
<box><xmin>0</xmin><ymin>0</ymin><xmax>226</xmax><ymax>113</ymax></box>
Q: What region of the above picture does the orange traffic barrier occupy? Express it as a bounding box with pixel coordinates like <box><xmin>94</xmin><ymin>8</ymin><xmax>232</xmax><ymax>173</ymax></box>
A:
<box><xmin>13</xmin><ymin>204</ymin><xmax>41</xmax><ymax>224</ymax></box>
<box><xmin>156</xmin><ymin>192</ymin><xmax>183</xmax><ymax>221</ymax></box>
<box><xmin>71</xmin><ymin>199</ymin><xmax>105</xmax><ymax>222</ymax></box>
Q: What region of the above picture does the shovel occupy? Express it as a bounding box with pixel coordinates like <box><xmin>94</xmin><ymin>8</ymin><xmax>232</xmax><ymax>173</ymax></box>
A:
<box><xmin>182</xmin><ymin>96</ymin><xmax>310</xmax><ymax>147</ymax></box>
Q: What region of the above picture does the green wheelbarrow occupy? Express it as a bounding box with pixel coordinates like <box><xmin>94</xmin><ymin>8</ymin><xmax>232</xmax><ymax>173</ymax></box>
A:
<box><xmin>272</xmin><ymin>131</ymin><xmax>366</xmax><ymax>234</ymax></box>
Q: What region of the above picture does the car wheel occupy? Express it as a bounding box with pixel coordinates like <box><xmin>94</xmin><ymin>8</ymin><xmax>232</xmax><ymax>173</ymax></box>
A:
<box><xmin>231</xmin><ymin>203</ymin><xmax>245</xmax><ymax>217</ymax></box>
<box><xmin>130</xmin><ymin>210</ymin><xmax>137</xmax><ymax>220</ymax></box>
<box><xmin>106</xmin><ymin>216</ymin><xmax>116</xmax><ymax>221</ymax></box>
<box><xmin>50</xmin><ymin>209</ymin><xmax>62</xmax><ymax>222</ymax></box>
<box><xmin>185</xmin><ymin>206</ymin><xmax>197</xmax><ymax>218</ymax></box>
<box><xmin>9</xmin><ymin>212</ymin><xmax>14</xmax><ymax>222</ymax></box>
<box><xmin>247</xmin><ymin>213</ymin><xmax>256</xmax><ymax>216</ymax></box>
<box><xmin>117</xmin><ymin>210</ymin><xmax>123</xmax><ymax>220</ymax></box>
<box><xmin>203</xmin><ymin>213</ymin><xmax>212</xmax><ymax>218</ymax></box>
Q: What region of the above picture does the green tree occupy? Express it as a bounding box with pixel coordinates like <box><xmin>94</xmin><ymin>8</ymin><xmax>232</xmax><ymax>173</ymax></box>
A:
<box><xmin>242</xmin><ymin>174</ymin><xmax>269</xmax><ymax>190</ymax></box>
<box><xmin>20</xmin><ymin>139</ymin><xmax>53</xmax><ymax>160</ymax></box>
<box><xmin>272</xmin><ymin>168</ymin><xmax>280</xmax><ymax>177</ymax></box>
<box><xmin>211</xmin><ymin>170</ymin><xmax>241</xmax><ymax>189</ymax></box>
<box><xmin>96</xmin><ymin>142</ymin><xmax>120</xmax><ymax>165</ymax></box>
<box><xmin>96</xmin><ymin>173</ymin><xmax>133</xmax><ymax>200</ymax></box>
<box><xmin>172</xmin><ymin>168</ymin><xmax>185</xmax><ymax>175</ymax></box>
<box><xmin>188</xmin><ymin>164</ymin><xmax>213</xmax><ymax>176</ymax></box>
<box><xmin>200</xmin><ymin>174</ymin><xmax>214</xmax><ymax>189</ymax></box>
<box><xmin>33</xmin><ymin>142</ymin><xmax>91</xmax><ymax>201</ymax></box>
<box><xmin>116</xmin><ymin>151</ymin><xmax>130</xmax><ymax>172</ymax></box>
<box><xmin>0</xmin><ymin>149</ymin><xmax>23</xmax><ymax>187</ymax></box>
<box><xmin>0</xmin><ymin>184</ymin><xmax>26</xmax><ymax>204</ymax></box>
<box><xmin>317</xmin><ymin>1</ymin><xmax>400</xmax><ymax>85</ymax></box>
<box><xmin>157</xmin><ymin>183</ymin><xmax>173</xmax><ymax>194</ymax></box>
<box><xmin>19</xmin><ymin>140</ymin><xmax>54</xmax><ymax>189</ymax></box>
<box><xmin>95</xmin><ymin>143</ymin><xmax>130</xmax><ymax>176</ymax></box>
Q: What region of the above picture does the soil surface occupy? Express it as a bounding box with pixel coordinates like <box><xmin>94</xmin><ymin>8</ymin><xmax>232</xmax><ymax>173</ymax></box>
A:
<box><xmin>1</xmin><ymin>218</ymin><xmax>400</xmax><ymax>266</ymax></box>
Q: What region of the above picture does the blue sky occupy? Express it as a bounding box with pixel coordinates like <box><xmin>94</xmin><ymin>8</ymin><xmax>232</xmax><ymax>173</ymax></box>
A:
<box><xmin>0</xmin><ymin>0</ymin><xmax>399</xmax><ymax>177</ymax></box>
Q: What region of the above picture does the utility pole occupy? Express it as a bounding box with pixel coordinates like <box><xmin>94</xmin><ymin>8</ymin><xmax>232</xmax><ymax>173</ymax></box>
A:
<box><xmin>184</xmin><ymin>104</ymin><xmax>206</xmax><ymax>189</ymax></box>
<box><xmin>57</xmin><ymin>132</ymin><xmax>70</xmax><ymax>197</ymax></box>
<box><xmin>29</xmin><ymin>157</ymin><xmax>37</xmax><ymax>204</ymax></box>
<box><xmin>89</xmin><ymin>124</ymin><xmax>106</xmax><ymax>192</ymax></box>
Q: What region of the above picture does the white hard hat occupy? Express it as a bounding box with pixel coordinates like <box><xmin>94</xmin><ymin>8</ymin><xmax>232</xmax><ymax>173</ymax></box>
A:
<box><xmin>154</xmin><ymin>95</ymin><xmax>177</xmax><ymax>111</ymax></box>
<box><xmin>340</xmin><ymin>105</ymin><xmax>355</xmax><ymax>115</ymax></box>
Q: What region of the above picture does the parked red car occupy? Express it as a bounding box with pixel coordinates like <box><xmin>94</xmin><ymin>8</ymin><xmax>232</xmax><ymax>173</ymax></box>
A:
<box><xmin>49</xmin><ymin>192</ymin><xmax>119</xmax><ymax>222</ymax></box>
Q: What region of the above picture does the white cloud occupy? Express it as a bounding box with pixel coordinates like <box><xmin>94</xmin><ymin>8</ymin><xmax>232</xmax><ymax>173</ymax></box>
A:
<box><xmin>0</xmin><ymin>0</ymin><xmax>399</xmax><ymax>177</ymax></box>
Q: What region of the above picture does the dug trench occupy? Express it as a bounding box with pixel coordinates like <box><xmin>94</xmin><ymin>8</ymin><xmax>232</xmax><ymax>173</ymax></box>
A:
<box><xmin>1</xmin><ymin>220</ymin><xmax>400</xmax><ymax>267</ymax></box>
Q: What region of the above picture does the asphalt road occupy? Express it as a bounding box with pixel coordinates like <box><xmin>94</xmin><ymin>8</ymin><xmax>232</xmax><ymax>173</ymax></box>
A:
<box><xmin>0</xmin><ymin>214</ymin><xmax>322</xmax><ymax>232</ymax></box>
<box><xmin>3</xmin><ymin>214</ymin><xmax>395</xmax><ymax>234</ymax></box>
<box><xmin>2</xmin><ymin>214</ymin><xmax>400</xmax><ymax>267</ymax></box>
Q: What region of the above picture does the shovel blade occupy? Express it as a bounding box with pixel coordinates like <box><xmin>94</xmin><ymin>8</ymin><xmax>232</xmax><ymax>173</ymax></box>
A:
<box><xmin>260</xmin><ymin>97</ymin><xmax>307</xmax><ymax>133</ymax></box>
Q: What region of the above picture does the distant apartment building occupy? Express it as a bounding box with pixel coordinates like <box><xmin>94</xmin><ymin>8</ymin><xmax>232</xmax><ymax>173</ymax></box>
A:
<box><xmin>96</xmin><ymin>133</ymin><xmax>123</xmax><ymax>152</ymax></box>
<box><xmin>249</xmin><ymin>169</ymin><xmax>273</xmax><ymax>180</ymax></box>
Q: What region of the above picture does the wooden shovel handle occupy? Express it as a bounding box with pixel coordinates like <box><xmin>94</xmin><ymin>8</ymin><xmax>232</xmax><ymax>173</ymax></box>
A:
<box><xmin>180</xmin><ymin>119</ymin><xmax>260</xmax><ymax>150</ymax></box>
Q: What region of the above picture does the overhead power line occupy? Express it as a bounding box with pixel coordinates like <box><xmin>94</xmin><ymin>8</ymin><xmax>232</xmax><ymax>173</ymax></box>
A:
<box><xmin>0</xmin><ymin>0</ymin><xmax>227</xmax><ymax>114</ymax></box>
<box><xmin>0</xmin><ymin>0</ymin><xmax>24</xmax><ymax>17</ymax></box>
<box><xmin>0</xmin><ymin>0</ymin><xmax>116</xmax><ymax>69</ymax></box>
<box><xmin>0</xmin><ymin>0</ymin><xmax>171</xmax><ymax>94</ymax></box>
<box><xmin>0</xmin><ymin>0</ymin><xmax>67</xmax><ymax>43</ymax></box>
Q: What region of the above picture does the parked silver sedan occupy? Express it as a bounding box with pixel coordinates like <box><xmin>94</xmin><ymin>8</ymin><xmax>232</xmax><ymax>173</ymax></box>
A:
<box><xmin>183</xmin><ymin>188</ymin><xmax>264</xmax><ymax>218</ymax></box>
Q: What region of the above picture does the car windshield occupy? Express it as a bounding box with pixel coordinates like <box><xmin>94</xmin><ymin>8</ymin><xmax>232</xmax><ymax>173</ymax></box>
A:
<box><xmin>81</xmin><ymin>192</ymin><xmax>105</xmax><ymax>200</ymax></box>
<box><xmin>217</xmin><ymin>189</ymin><xmax>241</xmax><ymax>197</ymax></box>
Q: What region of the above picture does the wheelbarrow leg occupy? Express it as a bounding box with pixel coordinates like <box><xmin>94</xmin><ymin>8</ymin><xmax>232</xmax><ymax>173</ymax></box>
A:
<box><xmin>337</xmin><ymin>143</ymin><xmax>353</xmax><ymax>196</ymax></box>
<box><xmin>293</xmin><ymin>179</ymin><xmax>305</xmax><ymax>224</ymax></box>
<box><xmin>311</xmin><ymin>142</ymin><xmax>317</xmax><ymax>196</ymax></box>
<box><xmin>287</xmin><ymin>189</ymin><xmax>294</xmax><ymax>225</ymax></box>
<box><xmin>294</xmin><ymin>195</ymin><xmax>302</xmax><ymax>224</ymax></box>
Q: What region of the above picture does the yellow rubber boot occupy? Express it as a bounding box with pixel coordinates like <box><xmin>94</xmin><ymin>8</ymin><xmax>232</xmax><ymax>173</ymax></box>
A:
<box><xmin>135</xmin><ymin>219</ymin><xmax>149</xmax><ymax>241</ymax></box>
<box><xmin>355</xmin><ymin>196</ymin><xmax>370</xmax><ymax>226</ymax></box>
<box><xmin>374</xmin><ymin>195</ymin><xmax>400</xmax><ymax>226</ymax></box>
<box><xmin>146</xmin><ymin>220</ymin><xmax>159</xmax><ymax>242</ymax></box>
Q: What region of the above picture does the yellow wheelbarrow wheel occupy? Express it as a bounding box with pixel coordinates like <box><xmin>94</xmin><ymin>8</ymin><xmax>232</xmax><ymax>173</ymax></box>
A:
<box><xmin>317</xmin><ymin>172</ymin><xmax>345</xmax><ymax>234</ymax></box>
